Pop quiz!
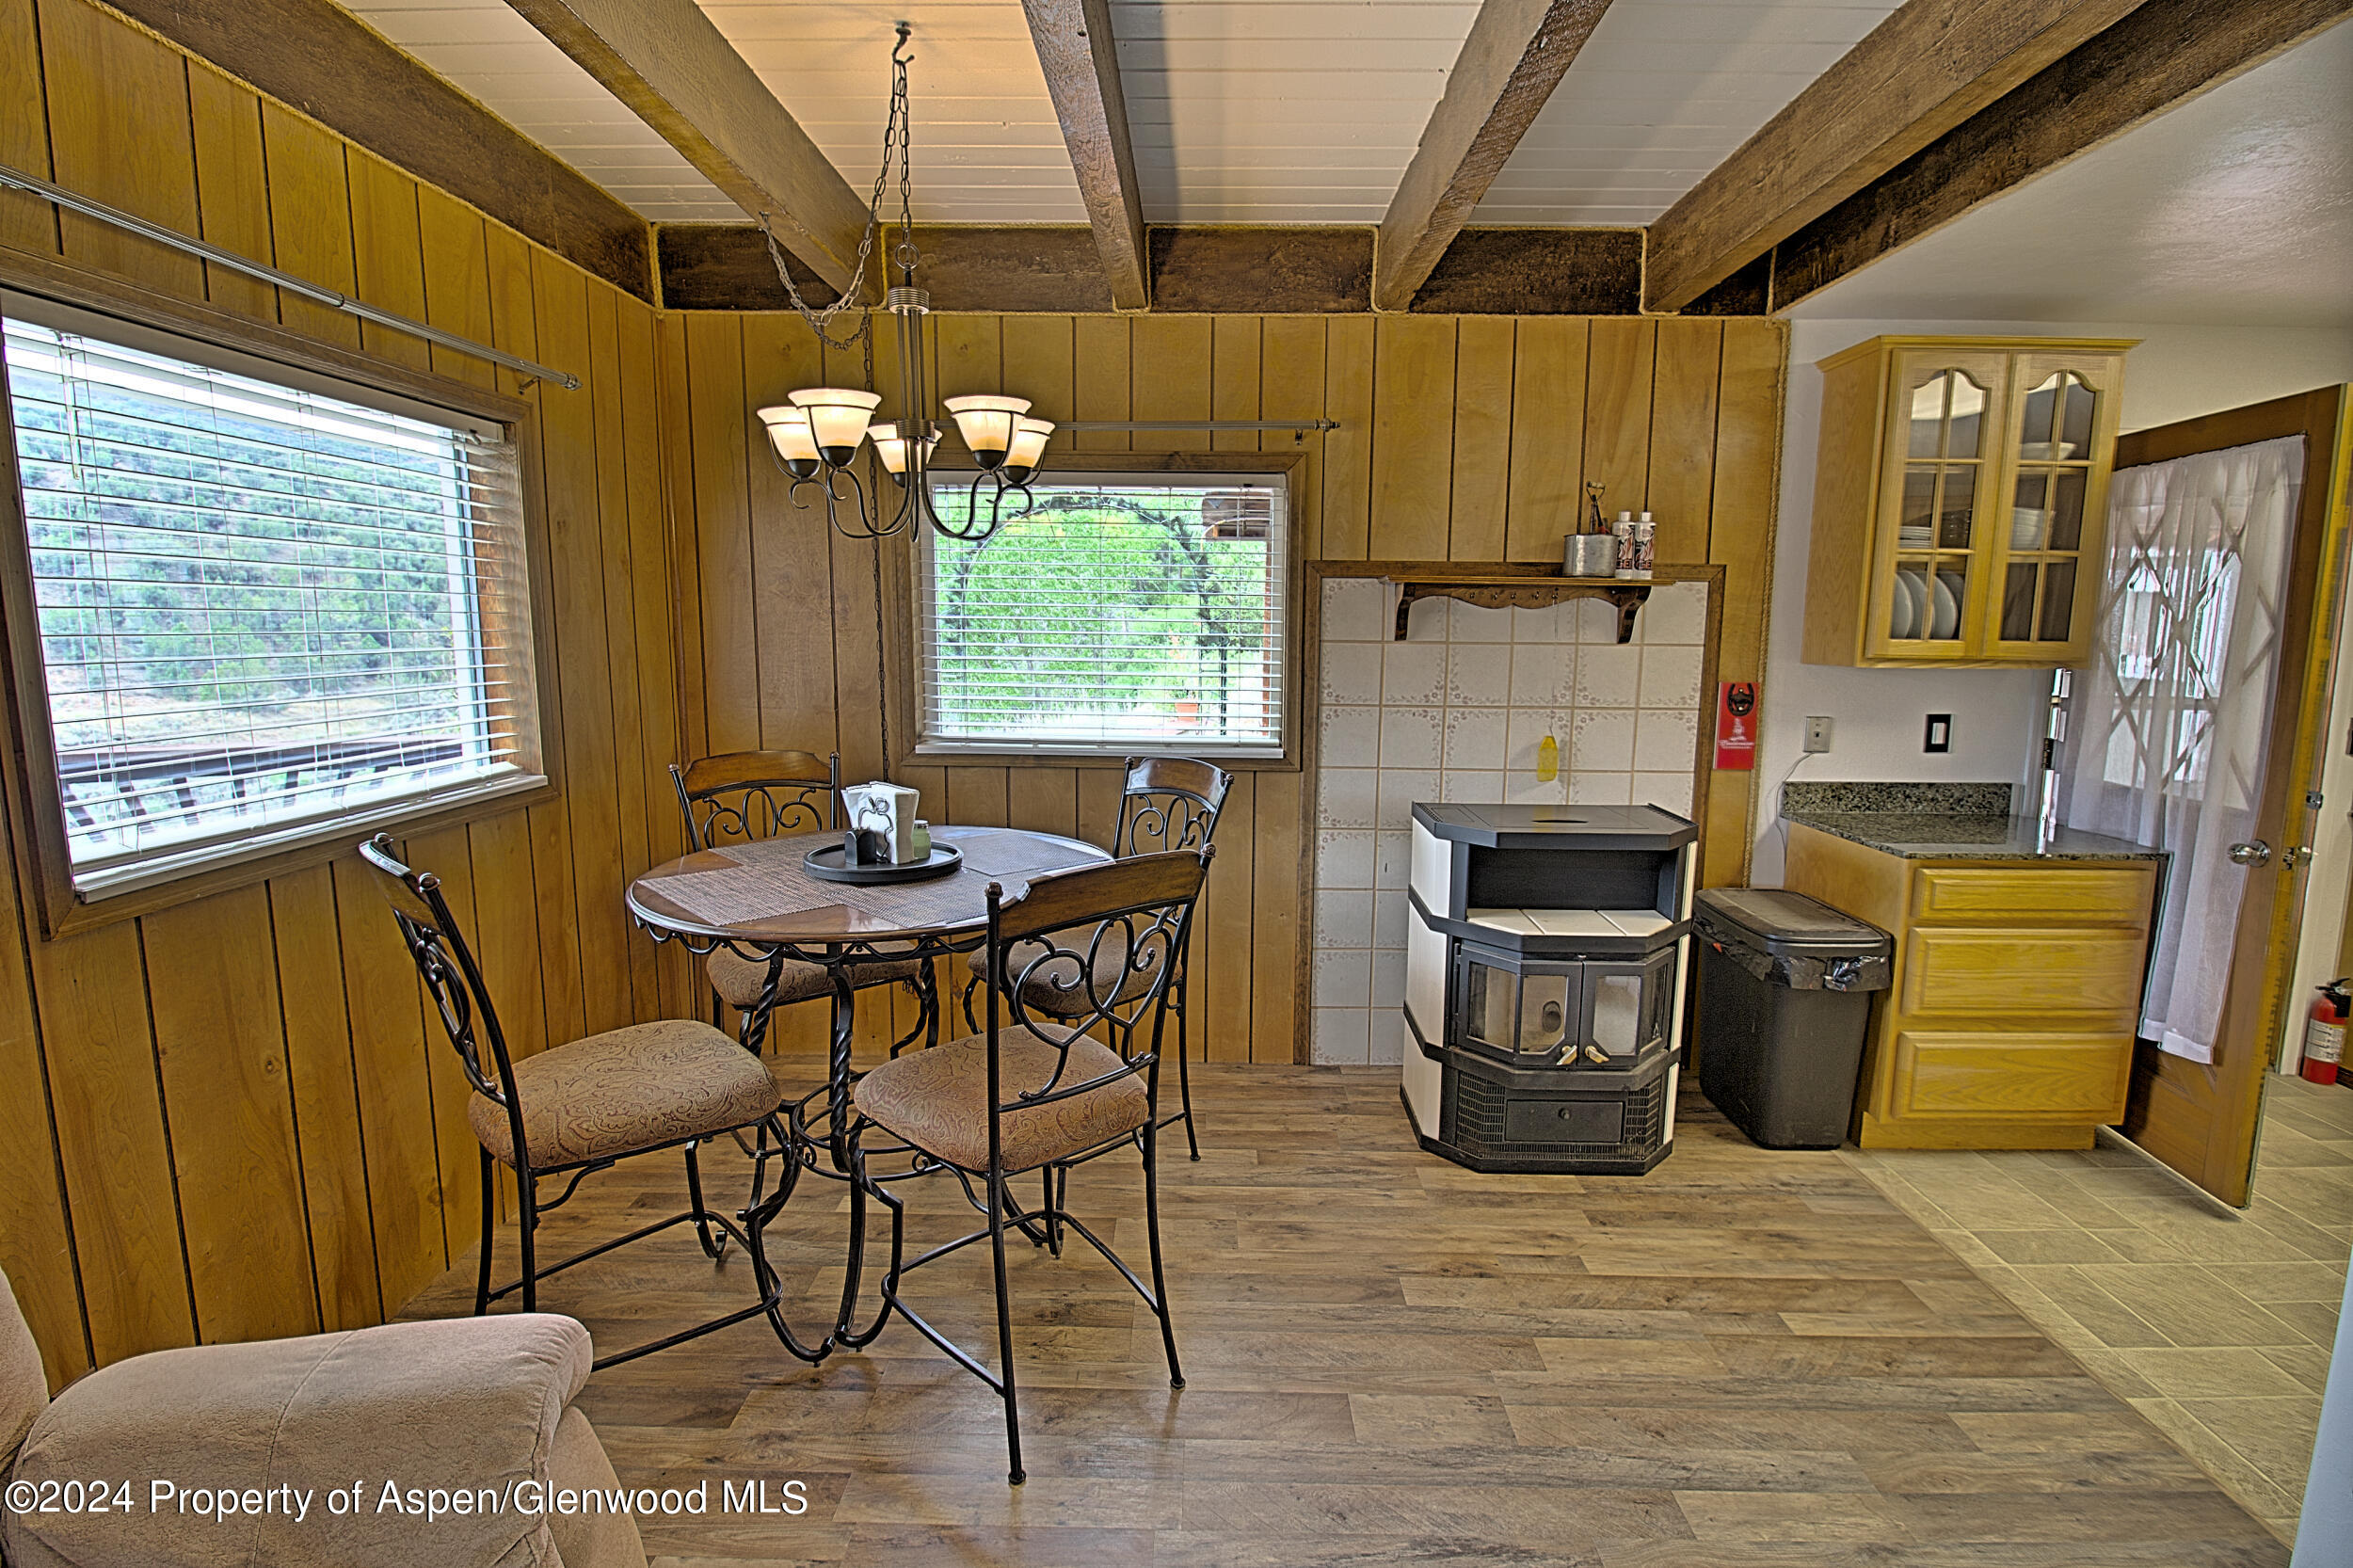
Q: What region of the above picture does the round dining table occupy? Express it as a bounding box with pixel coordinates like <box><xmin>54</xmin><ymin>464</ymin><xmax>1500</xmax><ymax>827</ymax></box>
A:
<box><xmin>623</xmin><ymin>822</ymin><xmax>1111</xmax><ymax>1356</ymax></box>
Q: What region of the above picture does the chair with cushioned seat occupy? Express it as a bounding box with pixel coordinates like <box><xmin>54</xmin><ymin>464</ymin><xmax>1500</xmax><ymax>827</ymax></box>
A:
<box><xmin>671</xmin><ymin>750</ymin><xmax>935</xmax><ymax>1057</ymax></box>
<box><xmin>963</xmin><ymin>755</ymin><xmax>1232</xmax><ymax>1159</ymax></box>
<box><xmin>360</xmin><ymin>835</ymin><xmax>825</xmax><ymax>1370</ymax></box>
<box><xmin>851</xmin><ymin>848</ymin><xmax>1211</xmax><ymax>1485</ymax></box>
<box><xmin>0</xmin><ymin>1265</ymin><xmax>647</xmax><ymax>1568</ymax></box>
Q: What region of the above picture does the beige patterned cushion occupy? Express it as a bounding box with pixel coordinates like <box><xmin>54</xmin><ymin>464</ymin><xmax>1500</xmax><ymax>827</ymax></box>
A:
<box><xmin>963</xmin><ymin>929</ymin><xmax>1167</xmax><ymax>1018</ymax></box>
<box><xmin>470</xmin><ymin>1019</ymin><xmax>781</xmax><ymax>1168</ymax></box>
<box><xmin>707</xmin><ymin>946</ymin><xmax>925</xmax><ymax>1011</ymax></box>
<box><xmin>853</xmin><ymin>1031</ymin><xmax>1148</xmax><ymax>1174</ymax></box>
<box><xmin>0</xmin><ymin>1266</ymin><xmax>47</xmax><ymax>1472</ymax></box>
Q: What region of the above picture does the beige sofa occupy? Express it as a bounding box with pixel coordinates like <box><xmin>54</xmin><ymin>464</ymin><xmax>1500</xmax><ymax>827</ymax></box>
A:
<box><xmin>1</xmin><ymin>1269</ymin><xmax>645</xmax><ymax>1568</ymax></box>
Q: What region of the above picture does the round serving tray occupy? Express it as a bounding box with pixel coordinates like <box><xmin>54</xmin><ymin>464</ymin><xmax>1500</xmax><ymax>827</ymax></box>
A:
<box><xmin>801</xmin><ymin>841</ymin><xmax>963</xmax><ymax>885</ymax></box>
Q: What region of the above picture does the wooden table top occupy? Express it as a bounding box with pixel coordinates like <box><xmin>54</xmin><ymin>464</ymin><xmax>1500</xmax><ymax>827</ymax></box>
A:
<box><xmin>626</xmin><ymin>824</ymin><xmax>1111</xmax><ymax>947</ymax></box>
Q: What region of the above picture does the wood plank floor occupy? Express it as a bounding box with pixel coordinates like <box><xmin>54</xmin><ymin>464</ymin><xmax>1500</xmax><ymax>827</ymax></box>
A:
<box><xmin>402</xmin><ymin>1064</ymin><xmax>2289</xmax><ymax>1565</ymax></box>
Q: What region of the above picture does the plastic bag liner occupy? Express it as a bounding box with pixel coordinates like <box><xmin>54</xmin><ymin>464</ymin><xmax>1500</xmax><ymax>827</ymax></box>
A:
<box><xmin>1694</xmin><ymin>888</ymin><xmax>1893</xmax><ymax>994</ymax></box>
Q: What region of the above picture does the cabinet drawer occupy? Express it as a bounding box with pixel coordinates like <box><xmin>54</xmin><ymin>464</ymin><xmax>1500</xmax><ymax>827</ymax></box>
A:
<box><xmin>1911</xmin><ymin>867</ymin><xmax>2152</xmax><ymax>926</ymax></box>
<box><xmin>1899</xmin><ymin>927</ymin><xmax>2147</xmax><ymax>1017</ymax></box>
<box><xmin>1889</xmin><ymin>1032</ymin><xmax>2133</xmax><ymax>1121</ymax></box>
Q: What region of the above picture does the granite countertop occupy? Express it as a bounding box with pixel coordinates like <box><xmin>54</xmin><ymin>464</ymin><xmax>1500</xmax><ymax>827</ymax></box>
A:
<box><xmin>1782</xmin><ymin>810</ymin><xmax>2166</xmax><ymax>861</ymax></box>
<box><xmin>1779</xmin><ymin>780</ymin><xmax>2166</xmax><ymax>862</ymax></box>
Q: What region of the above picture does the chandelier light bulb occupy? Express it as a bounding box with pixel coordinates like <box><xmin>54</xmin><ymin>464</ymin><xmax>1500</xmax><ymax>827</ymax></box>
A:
<box><xmin>755</xmin><ymin>405</ymin><xmax>823</xmax><ymax>479</ymax></box>
<box><xmin>866</xmin><ymin>421</ymin><xmax>941</xmax><ymax>485</ymax></box>
<box><xmin>788</xmin><ymin>387</ymin><xmax>884</xmax><ymax>464</ymax></box>
<box><xmin>1000</xmin><ymin>417</ymin><xmax>1054</xmax><ymax>484</ymax></box>
<box><xmin>943</xmin><ymin>394</ymin><xmax>1031</xmax><ymax>469</ymax></box>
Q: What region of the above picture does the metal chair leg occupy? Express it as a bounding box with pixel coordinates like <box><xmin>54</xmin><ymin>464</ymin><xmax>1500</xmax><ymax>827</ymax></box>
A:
<box><xmin>517</xmin><ymin>1173</ymin><xmax>539</xmax><ymax>1314</ymax></box>
<box><xmin>684</xmin><ymin>1140</ymin><xmax>728</xmax><ymax>1260</ymax></box>
<box><xmin>987</xmin><ymin>1166</ymin><xmax>1025</xmax><ymax>1486</ymax></box>
<box><xmin>1174</xmin><ymin>984</ymin><xmax>1201</xmax><ymax>1160</ymax></box>
<box><xmin>1141</xmin><ymin>1116</ymin><xmax>1185</xmax><ymax>1390</ymax></box>
<box><xmin>474</xmin><ymin>1149</ymin><xmax>496</xmax><ymax>1316</ymax></box>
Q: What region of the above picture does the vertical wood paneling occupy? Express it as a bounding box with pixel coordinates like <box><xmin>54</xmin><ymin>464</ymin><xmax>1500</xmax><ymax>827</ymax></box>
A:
<box><xmin>658</xmin><ymin>312</ymin><xmax>710</xmax><ymax>762</ymax></box>
<box><xmin>742</xmin><ymin>312</ymin><xmax>835</xmax><ymax>757</ymax></box>
<box><xmin>1505</xmin><ymin>319</ymin><xmax>1588</xmax><ymax>563</ymax></box>
<box><xmin>1201</xmin><ymin>773</ymin><xmax>1254</xmax><ymax>1064</ymax></box>
<box><xmin>685</xmin><ymin>313</ymin><xmax>759</xmax><ymax>755</ymax></box>
<box><xmin>1320</xmin><ymin>316</ymin><xmax>1375</xmax><ymax>559</ymax></box>
<box><xmin>1448</xmin><ymin>317</ymin><xmax>1515</xmax><ymax>559</ymax></box>
<box><xmin>1647</xmin><ymin>318</ymin><xmax>1724</xmax><ymax>565</ymax></box>
<box><xmin>1210</xmin><ymin>316</ymin><xmax>1260</xmax><ymax>454</ymax></box>
<box><xmin>1071</xmin><ymin>315</ymin><xmax>1130</xmax><ymax>455</ymax></box>
<box><xmin>1705</xmin><ymin>319</ymin><xmax>1787</xmax><ymax>888</ymax></box>
<box><xmin>1369</xmin><ymin>316</ymin><xmax>1456</xmax><ymax>560</ymax></box>
<box><xmin>37</xmin><ymin>0</ymin><xmax>200</xmax><ymax>296</ymax></box>
<box><xmin>266</xmin><ymin>864</ymin><xmax>379</xmax><ymax>1330</ymax></box>
<box><xmin>141</xmin><ymin>887</ymin><xmax>316</xmax><ymax>1344</ymax></box>
<box><xmin>0</xmin><ymin>0</ymin><xmax>698</xmax><ymax>1371</ymax></box>
<box><xmin>1583</xmin><ymin>318</ymin><xmax>1657</xmax><ymax>520</ymax></box>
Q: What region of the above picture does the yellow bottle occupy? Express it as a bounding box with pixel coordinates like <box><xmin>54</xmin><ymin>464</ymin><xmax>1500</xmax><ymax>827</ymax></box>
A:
<box><xmin>1536</xmin><ymin>734</ymin><xmax>1559</xmax><ymax>783</ymax></box>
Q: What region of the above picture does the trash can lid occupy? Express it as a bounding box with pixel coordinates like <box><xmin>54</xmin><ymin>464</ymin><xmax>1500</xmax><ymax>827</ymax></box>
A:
<box><xmin>1694</xmin><ymin>888</ymin><xmax>1891</xmax><ymax>959</ymax></box>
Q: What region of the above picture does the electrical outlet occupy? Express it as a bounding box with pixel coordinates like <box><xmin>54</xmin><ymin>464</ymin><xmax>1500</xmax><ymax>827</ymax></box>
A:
<box><xmin>1925</xmin><ymin>712</ymin><xmax>1952</xmax><ymax>754</ymax></box>
<box><xmin>1803</xmin><ymin>716</ymin><xmax>1833</xmax><ymax>753</ymax></box>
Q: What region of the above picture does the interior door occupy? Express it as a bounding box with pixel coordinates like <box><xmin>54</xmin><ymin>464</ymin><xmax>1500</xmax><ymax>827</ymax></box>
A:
<box><xmin>2117</xmin><ymin>386</ymin><xmax>2352</xmax><ymax>1205</ymax></box>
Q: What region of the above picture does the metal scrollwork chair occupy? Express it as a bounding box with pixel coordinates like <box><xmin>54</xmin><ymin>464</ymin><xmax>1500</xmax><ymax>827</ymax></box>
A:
<box><xmin>671</xmin><ymin>749</ymin><xmax>936</xmax><ymax>1057</ymax></box>
<box><xmin>849</xmin><ymin>848</ymin><xmax>1211</xmax><ymax>1485</ymax></box>
<box><xmin>964</xmin><ymin>754</ymin><xmax>1232</xmax><ymax>1159</ymax></box>
<box><xmin>359</xmin><ymin>835</ymin><xmax>827</xmax><ymax>1368</ymax></box>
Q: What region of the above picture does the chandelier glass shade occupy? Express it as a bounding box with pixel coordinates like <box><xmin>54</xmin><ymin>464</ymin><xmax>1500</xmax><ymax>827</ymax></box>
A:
<box><xmin>756</xmin><ymin>26</ymin><xmax>1049</xmax><ymax>544</ymax></box>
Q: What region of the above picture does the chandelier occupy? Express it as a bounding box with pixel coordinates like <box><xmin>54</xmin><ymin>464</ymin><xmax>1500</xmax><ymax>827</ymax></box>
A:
<box><xmin>754</xmin><ymin>25</ymin><xmax>1048</xmax><ymax>544</ymax></box>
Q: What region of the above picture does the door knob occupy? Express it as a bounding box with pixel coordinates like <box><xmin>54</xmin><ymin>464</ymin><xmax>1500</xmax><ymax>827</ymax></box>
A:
<box><xmin>2228</xmin><ymin>840</ymin><xmax>2274</xmax><ymax>866</ymax></box>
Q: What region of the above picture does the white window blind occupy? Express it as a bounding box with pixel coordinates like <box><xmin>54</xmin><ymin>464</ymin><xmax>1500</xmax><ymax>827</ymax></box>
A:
<box><xmin>915</xmin><ymin>472</ymin><xmax>1289</xmax><ymax>757</ymax></box>
<box><xmin>3</xmin><ymin>311</ymin><xmax>543</xmax><ymax>896</ymax></box>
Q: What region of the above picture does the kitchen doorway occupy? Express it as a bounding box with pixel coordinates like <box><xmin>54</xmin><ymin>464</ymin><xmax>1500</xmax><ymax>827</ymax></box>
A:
<box><xmin>2076</xmin><ymin>387</ymin><xmax>2353</xmax><ymax>1206</ymax></box>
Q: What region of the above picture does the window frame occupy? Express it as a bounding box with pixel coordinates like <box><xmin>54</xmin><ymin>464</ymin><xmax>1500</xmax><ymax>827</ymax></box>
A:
<box><xmin>885</xmin><ymin>451</ymin><xmax>1307</xmax><ymax>774</ymax></box>
<box><xmin>0</xmin><ymin>248</ymin><xmax>562</xmax><ymax>938</ymax></box>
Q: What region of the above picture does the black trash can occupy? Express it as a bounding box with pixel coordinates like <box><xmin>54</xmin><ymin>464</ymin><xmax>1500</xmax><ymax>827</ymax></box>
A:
<box><xmin>1694</xmin><ymin>888</ymin><xmax>1893</xmax><ymax>1150</ymax></box>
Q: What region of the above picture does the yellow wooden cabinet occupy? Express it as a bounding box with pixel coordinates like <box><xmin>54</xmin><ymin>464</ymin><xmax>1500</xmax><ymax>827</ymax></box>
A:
<box><xmin>1784</xmin><ymin>824</ymin><xmax>2157</xmax><ymax>1149</ymax></box>
<box><xmin>1802</xmin><ymin>336</ymin><xmax>2136</xmax><ymax>667</ymax></box>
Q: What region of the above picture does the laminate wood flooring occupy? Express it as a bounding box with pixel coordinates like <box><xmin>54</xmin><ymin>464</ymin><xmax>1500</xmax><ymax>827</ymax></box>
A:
<box><xmin>1845</xmin><ymin>1072</ymin><xmax>2353</xmax><ymax>1546</ymax></box>
<box><xmin>402</xmin><ymin>1065</ymin><xmax>2287</xmax><ymax>1565</ymax></box>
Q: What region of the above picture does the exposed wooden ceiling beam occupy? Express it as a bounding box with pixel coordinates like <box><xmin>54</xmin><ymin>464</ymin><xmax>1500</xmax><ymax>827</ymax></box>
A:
<box><xmin>1642</xmin><ymin>0</ymin><xmax>2158</xmax><ymax>313</ymax></box>
<box><xmin>1019</xmin><ymin>0</ymin><xmax>1149</xmax><ymax>311</ymax></box>
<box><xmin>1371</xmin><ymin>0</ymin><xmax>1615</xmax><ymax>314</ymax></box>
<box><xmin>502</xmin><ymin>0</ymin><xmax>870</xmax><ymax>293</ymax></box>
<box><xmin>1771</xmin><ymin>0</ymin><xmax>2353</xmax><ymax>309</ymax></box>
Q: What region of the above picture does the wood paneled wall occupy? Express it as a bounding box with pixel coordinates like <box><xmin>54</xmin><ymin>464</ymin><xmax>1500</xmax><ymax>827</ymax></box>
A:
<box><xmin>0</xmin><ymin>0</ymin><xmax>691</xmax><ymax>1390</ymax></box>
<box><xmin>661</xmin><ymin>312</ymin><xmax>1787</xmax><ymax>1066</ymax></box>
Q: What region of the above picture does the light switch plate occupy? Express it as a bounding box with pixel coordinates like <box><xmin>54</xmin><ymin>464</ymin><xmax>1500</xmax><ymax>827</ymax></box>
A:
<box><xmin>1924</xmin><ymin>712</ymin><xmax>1952</xmax><ymax>754</ymax></box>
<box><xmin>1803</xmin><ymin>716</ymin><xmax>1833</xmax><ymax>753</ymax></box>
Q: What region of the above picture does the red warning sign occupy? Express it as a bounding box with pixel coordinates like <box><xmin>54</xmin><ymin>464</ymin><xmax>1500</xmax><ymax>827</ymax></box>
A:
<box><xmin>1715</xmin><ymin>681</ymin><xmax>1758</xmax><ymax>771</ymax></box>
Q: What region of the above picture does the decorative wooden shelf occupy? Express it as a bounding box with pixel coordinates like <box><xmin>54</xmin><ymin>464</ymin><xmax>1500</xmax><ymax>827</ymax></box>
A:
<box><xmin>1386</xmin><ymin>568</ymin><xmax>1655</xmax><ymax>642</ymax></box>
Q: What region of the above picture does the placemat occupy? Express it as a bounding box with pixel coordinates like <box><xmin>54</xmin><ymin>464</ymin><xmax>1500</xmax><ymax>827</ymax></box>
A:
<box><xmin>645</xmin><ymin>827</ymin><xmax>1101</xmax><ymax>932</ymax></box>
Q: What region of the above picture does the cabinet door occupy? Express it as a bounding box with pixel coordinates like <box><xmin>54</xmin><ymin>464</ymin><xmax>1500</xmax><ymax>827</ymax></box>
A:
<box><xmin>1863</xmin><ymin>350</ymin><xmax>2009</xmax><ymax>662</ymax></box>
<box><xmin>1980</xmin><ymin>351</ymin><xmax>2126</xmax><ymax>663</ymax></box>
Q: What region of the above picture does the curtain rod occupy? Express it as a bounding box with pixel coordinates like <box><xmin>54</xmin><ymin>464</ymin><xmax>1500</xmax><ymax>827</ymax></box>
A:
<box><xmin>0</xmin><ymin>163</ymin><xmax>582</xmax><ymax>392</ymax></box>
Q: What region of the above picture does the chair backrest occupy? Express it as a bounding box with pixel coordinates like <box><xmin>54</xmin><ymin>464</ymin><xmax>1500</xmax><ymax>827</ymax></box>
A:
<box><xmin>1113</xmin><ymin>755</ymin><xmax>1234</xmax><ymax>858</ymax></box>
<box><xmin>0</xmin><ymin>1265</ymin><xmax>47</xmax><ymax>1472</ymax></box>
<box><xmin>358</xmin><ymin>835</ymin><xmax>520</xmax><ymax>1135</ymax></box>
<box><xmin>671</xmin><ymin>750</ymin><xmax>840</xmax><ymax>851</ymax></box>
<box><xmin>981</xmin><ymin>849</ymin><xmax>1213</xmax><ymax>1126</ymax></box>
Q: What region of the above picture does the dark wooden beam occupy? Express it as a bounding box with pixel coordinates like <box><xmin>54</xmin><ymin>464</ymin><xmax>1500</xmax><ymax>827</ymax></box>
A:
<box><xmin>1406</xmin><ymin>229</ymin><xmax>1639</xmax><ymax>314</ymax></box>
<box><xmin>1643</xmin><ymin>0</ymin><xmax>2161</xmax><ymax>313</ymax></box>
<box><xmin>1771</xmin><ymin>0</ymin><xmax>2353</xmax><ymax>310</ymax></box>
<box><xmin>1371</xmin><ymin>0</ymin><xmax>1615</xmax><ymax>313</ymax></box>
<box><xmin>96</xmin><ymin>0</ymin><xmax>652</xmax><ymax>300</ymax></box>
<box><xmin>502</xmin><ymin>0</ymin><xmax>870</xmax><ymax>292</ymax></box>
<box><xmin>658</xmin><ymin>225</ymin><xmax>1112</xmax><ymax>313</ymax></box>
<box><xmin>1146</xmin><ymin>229</ymin><xmax>1371</xmax><ymax>313</ymax></box>
<box><xmin>1019</xmin><ymin>0</ymin><xmax>1148</xmax><ymax>310</ymax></box>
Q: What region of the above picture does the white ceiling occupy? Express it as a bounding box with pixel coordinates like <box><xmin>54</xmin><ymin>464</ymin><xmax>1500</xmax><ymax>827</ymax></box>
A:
<box><xmin>337</xmin><ymin>0</ymin><xmax>1905</xmax><ymax>228</ymax></box>
<box><xmin>1787</xmin><ymin>21</ymin><xmax>2353</xmax><ymax>328</ymax></box>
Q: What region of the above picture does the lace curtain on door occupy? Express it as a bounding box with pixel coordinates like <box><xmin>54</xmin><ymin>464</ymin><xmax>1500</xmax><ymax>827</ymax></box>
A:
<box><xmin>2059</xmin><ymin>435</ymin><xmax>2304</xmax><ymax>1064</ymax></box>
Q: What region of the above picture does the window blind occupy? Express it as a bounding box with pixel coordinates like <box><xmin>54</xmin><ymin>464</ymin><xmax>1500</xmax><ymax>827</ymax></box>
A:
<box><xmin>2</xmin><ymin>313</ymin><xmax>542</xmax><ymax>893</ymax></box>
<box><xmin>915</xmin><ymin>472</ymin><xmax>1289</xmax><ymax>757</ymax></box>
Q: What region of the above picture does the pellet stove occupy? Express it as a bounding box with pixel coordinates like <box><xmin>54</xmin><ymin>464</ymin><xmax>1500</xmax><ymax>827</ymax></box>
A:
<box><xmin>1401</xmin><ymin>803</ymin><xmax>1697</xmax><ymax>1174</ymax></box>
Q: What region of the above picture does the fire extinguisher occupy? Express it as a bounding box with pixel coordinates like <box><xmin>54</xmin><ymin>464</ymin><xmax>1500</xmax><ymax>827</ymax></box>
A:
<box><xmin>2302</xmin><ymin>979</ymin><xmax>2351</xmax><ymax>1084</ymax></box>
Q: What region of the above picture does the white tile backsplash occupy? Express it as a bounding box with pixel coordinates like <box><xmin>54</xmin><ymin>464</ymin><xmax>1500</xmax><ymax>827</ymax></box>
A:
<box><xmin>1311</xmin><ymin>575</ymin><xmax>1705</xmax><ymax>1021</ymax></box>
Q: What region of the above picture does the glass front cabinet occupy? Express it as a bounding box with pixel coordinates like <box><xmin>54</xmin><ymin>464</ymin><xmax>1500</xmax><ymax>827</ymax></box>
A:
<box><xmin>1801</xmin><ymin>337</ymin><xmax>2133</xmax><ymax>667</ymax></box>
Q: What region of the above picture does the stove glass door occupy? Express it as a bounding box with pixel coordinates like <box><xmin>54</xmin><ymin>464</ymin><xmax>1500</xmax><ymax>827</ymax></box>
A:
<box><xmin>1458</xmin><ymin>946</ymin><xmax>1580</xmax><ymax>1060</ymax></box>
<box><xmin>1581</xmin><ymin>948</ymin><xmax>1675</xmax><ymax>1060</ymax></box>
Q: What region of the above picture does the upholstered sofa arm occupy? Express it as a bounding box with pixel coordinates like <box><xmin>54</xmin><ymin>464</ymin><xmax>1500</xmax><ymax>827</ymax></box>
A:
<box><xmin>3</xmin><ymin>1313</ymin><xmax>636</xmax><ymax>1568</ymax></box>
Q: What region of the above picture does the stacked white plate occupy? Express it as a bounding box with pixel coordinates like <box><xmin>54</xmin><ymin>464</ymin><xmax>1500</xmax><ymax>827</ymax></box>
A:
<box><xmin>1891</xmin><ymin>569</ymin><xmax>1925</xmax><ymax>638</ymax></box>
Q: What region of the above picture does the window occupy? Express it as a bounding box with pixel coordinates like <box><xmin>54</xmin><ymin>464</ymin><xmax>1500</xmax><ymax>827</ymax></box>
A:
<box><xmin>914</xmin><ymin>471</ymin><xmax>1290</xmax><ymax>758</ymax></box>
<box><xmin>0</xmin><ymin>297</ymin><xmax>546</xmax><ymax>905</ymax></box>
